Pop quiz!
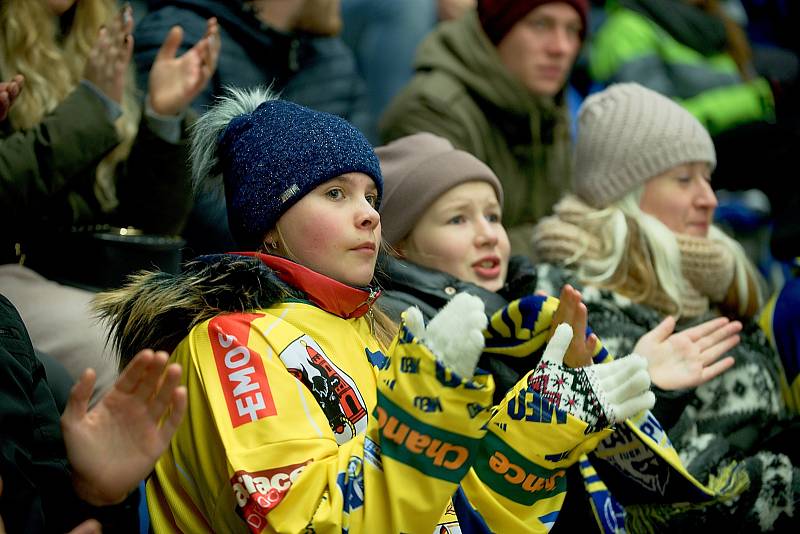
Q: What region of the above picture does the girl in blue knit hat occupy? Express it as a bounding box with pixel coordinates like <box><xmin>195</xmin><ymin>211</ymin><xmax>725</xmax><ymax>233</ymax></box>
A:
<box><xmin>94</xmin><ymin>88</ymin><xmax>654</xmax><ymax>533</ymax></box>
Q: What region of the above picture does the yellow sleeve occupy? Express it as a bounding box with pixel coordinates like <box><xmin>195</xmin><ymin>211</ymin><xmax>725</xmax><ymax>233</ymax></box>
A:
<box><xmin>460</xmin><ymin>366</ymin><xmax>612</xmax><ymax>533</ymax></box>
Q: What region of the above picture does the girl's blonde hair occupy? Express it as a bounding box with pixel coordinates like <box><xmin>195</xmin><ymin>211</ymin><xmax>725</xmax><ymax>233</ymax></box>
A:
<box><xmin>0</xmin><ymin>0</ymin><xmax>141</xmax><ymax>212</ymax></box>
<box><xmin>566</xmin><ymin>187</ymin><xmax>762</xmax><ymax>317</ymax></box>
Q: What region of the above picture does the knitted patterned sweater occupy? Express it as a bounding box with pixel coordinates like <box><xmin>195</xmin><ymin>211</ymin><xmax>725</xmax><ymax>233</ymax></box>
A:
<box><xmin>531</xmin><ymin>260</ymin><xmax>797</xmax><ymax>530</ymax></box>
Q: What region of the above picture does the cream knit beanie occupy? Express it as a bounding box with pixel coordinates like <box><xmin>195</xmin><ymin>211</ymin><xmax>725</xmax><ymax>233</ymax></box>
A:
<box><xmin>573</xmin><ymin>83</ymin><xmax>716</xmax><ymax>208</ymax></box>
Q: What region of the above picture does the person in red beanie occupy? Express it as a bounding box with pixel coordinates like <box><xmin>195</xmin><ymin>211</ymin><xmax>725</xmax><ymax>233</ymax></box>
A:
<box><xmin>380</xmin><ymin>0</ymin><xmax>588</xmax><ymax>260</ymax></box>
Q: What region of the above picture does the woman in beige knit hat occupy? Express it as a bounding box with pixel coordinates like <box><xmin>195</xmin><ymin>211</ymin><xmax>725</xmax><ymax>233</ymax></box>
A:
<box><xmin>533</xmin><ymin>82</ymin><xmax>799</xmax><ymax>531</ymax></box>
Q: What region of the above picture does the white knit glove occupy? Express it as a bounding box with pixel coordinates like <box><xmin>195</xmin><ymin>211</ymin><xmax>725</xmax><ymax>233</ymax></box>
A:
<box><xmin>404</xmin><ymin>293</ymin><xmax>487</xmax><ymax>379</ymax></box>
<box><xmin>531</xmin><ymin>323</ymin><xmax>655</xmax><ymax>432</ymax></box>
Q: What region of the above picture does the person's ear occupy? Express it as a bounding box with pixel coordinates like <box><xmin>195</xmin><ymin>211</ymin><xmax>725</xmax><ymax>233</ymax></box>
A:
<box><xmin>262</xmin><ymin>230</ymin><xmax>280</xmax><ymax>251</ymax></box>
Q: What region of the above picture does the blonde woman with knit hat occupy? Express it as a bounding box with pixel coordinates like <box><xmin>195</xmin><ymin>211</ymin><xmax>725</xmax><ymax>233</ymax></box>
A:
<box><xmin>534</xmin><ymin>82</ymin><xmax>800</xmax><ymax>530</ymax></box>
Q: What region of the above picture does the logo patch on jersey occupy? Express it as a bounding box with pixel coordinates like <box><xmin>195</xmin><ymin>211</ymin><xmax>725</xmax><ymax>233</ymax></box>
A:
<box><xmin>337</xmin><ymin>455</ymin><xmax>365</xmax><ymax>533</ymax></box>
<box><xmin>473</xmin><ymin>432</ymin><xmax>567</xmax><ymax>505</ymax></box>
<box><xmin>231</xmin><ymin>460</ymin><xmax>310</xmax><ymax>533</ymax></box>
<box><xmin>279</xmin><ymin>334</ymin><xmax>368</xmax><ymax>444</ymax></box>
<box><xmin>210</xmin><ymin>314</ymin><xmax>277</xmax><ymax>427</ymax></box>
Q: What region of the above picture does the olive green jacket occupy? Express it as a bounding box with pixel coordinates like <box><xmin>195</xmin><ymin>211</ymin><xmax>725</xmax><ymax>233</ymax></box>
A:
<box><xmin>380</xmin><ymin>11</ymin><xmax>573</xmax><ymax>256</ymax></box>
<box><xmin>0</xmin><ymin>84</ymin><xmax>193</xmax><ymax>267</ymax></box>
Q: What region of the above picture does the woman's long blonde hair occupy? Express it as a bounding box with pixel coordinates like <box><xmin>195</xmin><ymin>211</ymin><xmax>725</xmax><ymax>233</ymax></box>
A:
<box><xmin>566</xmin><ymin>187</ymin><xmax>762</xmax><ymax>318</ymax></box>
<box><xmin>0</xmin><ymin>0</ymin><xmax>141</xmax><ymax>212</ymax></box>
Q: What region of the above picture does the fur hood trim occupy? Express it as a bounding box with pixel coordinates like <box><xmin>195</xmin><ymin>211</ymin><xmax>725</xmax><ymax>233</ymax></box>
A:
<box><xmin>94</xmin><ymin>254</ymin><xmax>295</xmax><ymax>370</ymax></box>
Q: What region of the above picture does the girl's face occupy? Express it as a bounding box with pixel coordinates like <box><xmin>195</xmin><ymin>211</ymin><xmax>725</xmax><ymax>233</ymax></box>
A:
<box><xmin>48</xmin><ymin>0</ymin><xmax>78</xmax><ymax>16</ymax></box>
<box><xmin>401</xmin><ymin>181</ymin><xmax>510</xmax><ymax>292</ymax></box>
<box><xmin>270</xmin><ymin>172</ymin><xmax>381</xmax><ymax>287</ymax></box>
<box><xmin>639</xmin><ymin>162</ymin><xmax>717</xmax><ymax>237</ymax></box>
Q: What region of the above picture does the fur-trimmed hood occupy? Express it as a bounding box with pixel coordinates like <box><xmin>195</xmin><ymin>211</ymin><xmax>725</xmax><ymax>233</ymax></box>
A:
<box><xmin>94</xmin><ymin>254</ymin><xmax>296</xmax><ymax>370</ymax></box>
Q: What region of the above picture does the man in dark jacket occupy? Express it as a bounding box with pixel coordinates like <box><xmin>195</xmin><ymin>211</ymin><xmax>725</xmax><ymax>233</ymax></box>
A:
<box><xmin>134</xmin><ymin>0</ymin><xmax>374</xmax><ymax>255</ymax></box>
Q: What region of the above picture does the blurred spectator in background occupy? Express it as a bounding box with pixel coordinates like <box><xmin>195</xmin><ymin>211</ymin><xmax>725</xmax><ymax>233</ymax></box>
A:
<box><xmin>740</xmin><ymin>0</ymin><xmax>800</xmax><ymax>57</ymax></box>
<box><xmin>340</xmin><ymin>0</ymin><xmax>476</xmax><ymax>132</ymax></box>
<box><xmin>381</xmin><ymin>0</ymin><xmax>589</xmax><ymax>259</ymax></box>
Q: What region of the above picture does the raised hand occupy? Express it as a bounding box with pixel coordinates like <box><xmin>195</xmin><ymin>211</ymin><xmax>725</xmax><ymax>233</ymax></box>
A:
<box><xmin>147</xmin><ymin>17</ymin><xmax>220</xmax><ymax>116</ymax></box>
<box><xmin>634</xmin><ymin>315</ymin><xmax>740</xmax><ymax>391</ymax></box>
<box><xmin>83</xmin><ymin>3</ymin><xmax>134</xmax><ymax>104</ymax></box>
<box><xmin>0</xmin><ymin>74</ymin><xmax>24</xmax><ymax>122</ymax></box>
<box><xmin>404</xmin><ymin>293</ymin><xmax>487</xmax><ymax>379</ymax></box>
<box><xmin>530</xmin><ymin>324</ymin><xmax>654</xmax><ymax>432</ymax></box>
<box><xmin>62</xmin><ymin>349</ymin><xmax>187</xmax><ymax>506</ymax></box>
<box><xmin>547</xmin><ymin>284</ymin><xmax>597</xmax><ymax>368</ymax></box>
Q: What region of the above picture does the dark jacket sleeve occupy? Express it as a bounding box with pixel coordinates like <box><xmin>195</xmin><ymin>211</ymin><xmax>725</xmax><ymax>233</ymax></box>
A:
<box><xmin>0</xmin><ymin>85</ymin><xmax>119</xmax><ymax>224</ymax></box>
<box><xmin>0</xmin><ymin>295</ymin><xmax>141</xmax><ymax>534</ymax></box>
<box><xmin>0</xmin><ymin>295</ymin><xmax>80</xmax><ymax>533</ymax></box>
<box><xmin>113</xmin><ymin>111</ymin><xmax>194</xmax><ymax>235</ymax></box>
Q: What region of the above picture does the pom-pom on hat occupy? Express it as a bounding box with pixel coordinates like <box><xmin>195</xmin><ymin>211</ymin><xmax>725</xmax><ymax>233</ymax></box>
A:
<box><xmin>216</xmin><ymin>98</ymin><xmax>382</xmax><ymax>248</ymax></box>
<box><xmin>573</xmin><ymin>83</ymin><xmax>716</xmax><ymax>208</ymax></box>
<box><xmin>477</xmin><ymin>0</ymin><xmax>589</xmax><ymax>44</ymax></box>
<box><xmin>376</xmin><ymin>133</ymin><xmax>504</xmax><ymax>246</ymax></box>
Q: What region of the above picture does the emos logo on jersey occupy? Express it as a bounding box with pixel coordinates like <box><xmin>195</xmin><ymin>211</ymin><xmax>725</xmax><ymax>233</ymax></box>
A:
<box><xmin>231</xmin><ymin>460</ymin><xmax>310</xmax><ymax>533</ymax></box>
<box><xmin>210</xmin><ymin>314</ymin><xmax>277</xmax><ymax>427</ymax></box>
<box><xmin>279</xmin><ymin>335</ymin><xmax>368</xmax><ymax>444</ymax></box>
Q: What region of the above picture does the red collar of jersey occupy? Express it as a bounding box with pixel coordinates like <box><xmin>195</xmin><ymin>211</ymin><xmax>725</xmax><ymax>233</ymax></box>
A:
<box><xmin>234</xmin><ymin>252</ymin><xmax>380</xmax><ymax>319</ymax></box>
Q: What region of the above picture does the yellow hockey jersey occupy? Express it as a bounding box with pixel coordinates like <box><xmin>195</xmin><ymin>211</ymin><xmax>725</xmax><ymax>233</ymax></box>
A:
<box><xmin>143</xmin><ymin>254</ymin><xmax>619</xmax><ymax>533</ymax></box>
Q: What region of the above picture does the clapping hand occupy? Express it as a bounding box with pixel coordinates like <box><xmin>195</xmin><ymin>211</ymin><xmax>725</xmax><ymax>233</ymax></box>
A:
<box><xmin>62</xmin><ymin>349</ymin><xmax>187</xmax><ymax>507</ymax></box>
<box><xmin>0</xmin><ymin>74</ymin><xmax>23</xmax><ymax>122</ymax></box>
<box><xmin>532</xmin><ymin>324</ymin><xmax>654</xmax><ymax>432</ymax></box>
<box><xmin>547</xmin><ymin>284</ymin><xmax>597</xmax><ymax>368</ymax></box>
<box><xmin>634</xmin><ymin>315</ymin><xmax>740</xmax><ymax>391</ymax></box>
<box><xmin>83</xmin><ymin>3</ymin><xmax>134</xmax><ymax>104</ymax></box>
<box><xmin>147</xmin><ymin>17</ymin><xmax>220</xmax><ymax>116</ymax></box>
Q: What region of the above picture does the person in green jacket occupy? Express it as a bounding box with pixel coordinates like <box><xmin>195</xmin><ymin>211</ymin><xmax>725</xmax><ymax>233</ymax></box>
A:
<box><xmin>380</xmin><ymin>0</ymin><xmax>588</xmax><ymax>259</ymax></box>
<box><xmin>589</xmin><ymin>0</ymin><xmax>800</xmax><ymax>260</ymax></box>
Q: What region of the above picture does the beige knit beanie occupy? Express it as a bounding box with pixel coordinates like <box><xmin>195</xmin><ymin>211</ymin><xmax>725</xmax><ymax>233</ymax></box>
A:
<box><xmin>573</xmin><ymin>83</ymin><xmax>716</xmax><ymax>208</ymax></box>
<box><xmin>377</xmin><ymin>133</ymin><xmax>504</xmax><ymax>246</ymax></box>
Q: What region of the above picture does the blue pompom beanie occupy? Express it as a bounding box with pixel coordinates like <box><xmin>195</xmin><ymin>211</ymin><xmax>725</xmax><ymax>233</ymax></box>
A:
<box><xmin>217</xmin><ymin>99</ymin><xmax>383</xmax><ymax>248</ymax></box>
